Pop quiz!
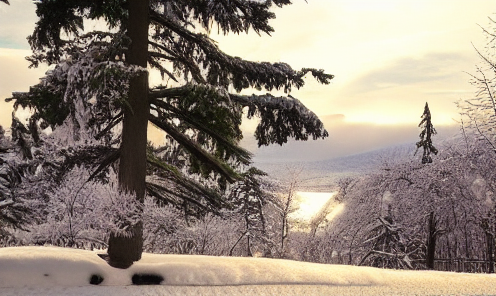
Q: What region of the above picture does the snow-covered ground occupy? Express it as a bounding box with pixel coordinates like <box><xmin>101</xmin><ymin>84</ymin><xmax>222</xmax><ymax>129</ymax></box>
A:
<box><xmin>1</xmin><ymin>246</ymin><xmax>496</xmax><ymax>295</ymax></box>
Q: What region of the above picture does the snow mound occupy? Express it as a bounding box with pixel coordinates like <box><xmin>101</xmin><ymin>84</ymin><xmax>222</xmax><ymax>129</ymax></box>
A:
<box><xmin>0</xmin><ymin>246</ymin><xmax>382</xmax><ymax>287</ymax></box>
<box><xmin>1</xmin><ymin>246</ymin><xmax>496</xmax><ymax>295</ymax></box>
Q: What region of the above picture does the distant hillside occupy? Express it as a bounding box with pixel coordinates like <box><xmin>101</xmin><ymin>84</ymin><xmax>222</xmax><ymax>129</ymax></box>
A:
<box><xmin>254</xmin><ymin>142</ymin><xmax>418</xmax><ymax>191</ymax></box>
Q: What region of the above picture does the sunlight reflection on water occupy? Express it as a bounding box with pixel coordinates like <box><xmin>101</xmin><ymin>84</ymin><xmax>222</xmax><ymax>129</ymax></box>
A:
<box><xmin>291</xmin><ymin>191</ymin><xmax>339</xmax><ymax>221</ymax></box>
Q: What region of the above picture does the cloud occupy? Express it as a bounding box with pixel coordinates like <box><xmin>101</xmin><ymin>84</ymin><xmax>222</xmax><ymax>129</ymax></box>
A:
<box><xmin>346</xmin><ymin>52</ymin><xmax>471</xmax><ymax>96</ymax></box>
<box><xmin>323</xmin><ymin>51</ymin><xmax>477</xmax><ymax>126</ymax></box>
<box><xmin>0</xmin><ymin>0</ymin><xmax>37</xmax><ymax>49</ymax></box>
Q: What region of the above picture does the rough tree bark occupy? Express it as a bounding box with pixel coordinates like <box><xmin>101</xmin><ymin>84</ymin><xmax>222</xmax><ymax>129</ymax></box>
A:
<box><xmin>107</xmin><ymin>0</ymin><xmax>150</xmax><ymax>268</ymax></box>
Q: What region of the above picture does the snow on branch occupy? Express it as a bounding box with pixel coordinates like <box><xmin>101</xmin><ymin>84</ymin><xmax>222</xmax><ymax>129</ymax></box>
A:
<box><xmin>10</xmin><ymin>32</ymin><xmax>143</xmax><ymax>140</ymax></box>
<box><xmin>231</xmin><ymin>93</ymin><xmax>329</xmax><ymax>146</ymax></box>
<box><xmin>164</xmin><ymin>0</ymin><xmax>284</xmax><ymax>35</ymax></box>
<box><xmin>150</xmin><ymin>84</ymin><xmax>328</xmax><ymax>147</ymax></box>
<box><xmin>0</xmin><ymin>199</ymin><xmax>14</xmax><ymax>209</ymax></box>
<box><xmin>149</xmin><ymin>9</ymin><xmax>333</xmax><ymax>92</ymax></box>
<box><xmin>28</xmin><ymin>0</ymin><xmax>127</xmax><ymax>63</ymax></box>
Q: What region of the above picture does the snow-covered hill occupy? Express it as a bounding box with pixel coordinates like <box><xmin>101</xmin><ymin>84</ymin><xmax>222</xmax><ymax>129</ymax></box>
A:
<box><xmin>255</xmin><ymin>142</ymin><xmax>417</xmax><ymax>190</ymax></box>
<box><xmin>1</xmin><ymin>246</ymin><xmax>496</xmax><ymax>295</ymax></box>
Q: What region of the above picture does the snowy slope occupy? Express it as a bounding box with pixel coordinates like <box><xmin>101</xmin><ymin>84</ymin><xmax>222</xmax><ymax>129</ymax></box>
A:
<box><xmin>255</xmin><ymin>142</ymin><xmax>418</xmax><ymax>191</ymax></box>
<box><xmin>1</xmin><ymin>246</ymin><xmax>496</xmax><ymax>295</ymax></box>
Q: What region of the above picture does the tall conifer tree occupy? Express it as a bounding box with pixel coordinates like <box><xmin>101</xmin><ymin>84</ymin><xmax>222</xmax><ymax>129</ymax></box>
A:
<box><xmin>415</xmin><ymin>102</ymin><xmax>439</xmax><ymax>269</ymax></box>
<box><xmin>416</xmin><ymin>102</ymin><xmax>438</xmax><ymax>164</ymax></box>
<box><xmin>10</xmin><ymin>0</ymin><xmax>333</xmax><ymax>268</ymax></box>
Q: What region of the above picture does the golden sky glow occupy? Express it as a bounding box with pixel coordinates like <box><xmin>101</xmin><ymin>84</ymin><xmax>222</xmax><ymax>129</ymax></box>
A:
<box><xmin>210</xmin><ymin>0</ymin><xmax>496</xmax><ymax>127</ymax></box>
<box><xmin>1</xmin><ymin>0</ymin><xmax>495</xmax><ymax>159</ymax></box>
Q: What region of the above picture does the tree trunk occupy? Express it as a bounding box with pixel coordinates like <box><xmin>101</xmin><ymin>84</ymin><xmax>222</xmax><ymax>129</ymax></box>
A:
<box><xmin>280</xmin><ymin>213</ymin><xmax>288</xmax><ymax>254</ymax></box>
<box><xmin>487</xmin><ymin>206</ymin><xmax>495</xmax><ymax>273</ymax></box>
<box><xmin>486</xmin><ymin>231</ymin><xmax>494</xmax><ymax>273</ymax></box>
<box><xmin>426</xmin><ymin>211</ymin><xmax>437</xmax><ymax>270</ymax></box>
<box><xmin>229</xmin><ymin>231</ymin><xmax>247</xmax><ymax>256</ymax></box>
<box><xmin>247</xmin><ymin>235</ymin><xmax>253</xmax><ymax>257</ymax></box>
<box><xmin>107</xmin><ymin>0</ymin><xmax>149</xmax><ymax>269</ymax></box>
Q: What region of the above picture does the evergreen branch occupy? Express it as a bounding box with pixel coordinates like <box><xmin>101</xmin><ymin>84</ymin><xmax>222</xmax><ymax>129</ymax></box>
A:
<box><xmin>147</xmin><ymin>149</ymin><xmax>182</xmax><ymax>178</ymax></box>
<box><xmin>149</xmin><ymin>51</ymin><xmax>176</xmax><ymax>62</ymax></box>
<box><xmin>148</xmin><ymin>40</ymin><xmax>177</xmax><ymax>57</ymax></box>
<box><xmin>148</xmin><ymin>41</ymin><xmax>205</xmax><ymax>83</ymax></box>
<box><xmin>28</xmin><ymin>0</ymin><xmax>126</xmax><ymax>62</ymax></box>
<box><xmin>150</xmin><ymin>97</ymin><xmax>252</xmax><ymax>165</ymax></box>
<box><xmin>58</xmin><ymin>146</ymin><xmax>119</xmax><ymax>183</ymax></box>
<box><xmin>149</xmin><ymin>9</ymin><xmax>333</xmax><ymax>92</ymax></box>
<box><xmin>147</xmin><ymin>149</ymin><xmax>226</xmax><ymax>207</ymax></box>
<box><xmin>149</xmin><ymin>114</ymin><xmax>240</xmax><ymax>183</ymax></box>
<box><xmin>169</xmin><ymin>0</ymin><xmax>277</xmax><ymax>35</ymax></box>
<box><xmin>146</xmin><ymin>181</ymin><xmax>209</xmax><ymax>212</ymax></box>
<box><xmin>87</xmin><ymin>148</ymin><xmax>121</xmax><ymax>182</ymax></box>
<box><xmin>154</xmin><ymin>0</ymin><xmax>293</xmax><ymax>36</ymax></box>
<box><xmin>230</xmin><ymin>93</ymin><xmax>329</xmax><ymax>146</ymax></box>
<box><xmin>146</xmin><ymin>153</ymin><xmax>227</xmax><ymax>211</ymax></box>
<box><xmin>149</xmin><ymin>85</ymin><xmax>191</xmax><ymax>99</ymax></box>
<box><xmin>94</xmin><ymin>112</ymin><xmax>123</xmax><ymax>140</ymax></box>
<box><xmin>147</xmin><ymin>55</ymin><xmax>179</xmax><ymax>82</ymax></box>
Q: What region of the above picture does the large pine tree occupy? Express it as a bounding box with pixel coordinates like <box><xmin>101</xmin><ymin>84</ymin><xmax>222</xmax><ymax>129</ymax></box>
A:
<box><xmin>10</xmin><ymin>0</ymin><xmax>333</xmax><ymax>268</ymax></box>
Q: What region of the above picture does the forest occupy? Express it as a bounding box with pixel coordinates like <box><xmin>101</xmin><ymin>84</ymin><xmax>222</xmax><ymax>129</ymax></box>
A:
<box><xmin>1</xmin><ymin>0</ymin><xmax>496</xmax><ymax>275</ymax></box>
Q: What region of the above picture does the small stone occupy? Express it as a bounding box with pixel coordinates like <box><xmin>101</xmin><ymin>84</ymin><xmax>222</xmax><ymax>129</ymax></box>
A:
<box><xmin>132</xmin><ymin>274</ymin><xmax>164</xmax><ymax>285</ymax></box>
<box><xmin>90</xmin><ymin>274</ymin><xmax>104</xmax><ymax>285</ymax></box>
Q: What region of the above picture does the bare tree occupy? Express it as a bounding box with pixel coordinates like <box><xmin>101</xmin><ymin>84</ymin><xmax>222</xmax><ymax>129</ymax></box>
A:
<box><xmin>278</xmin><ymin>166</ymin><xmax>302</xmax><ymax>257</ymax></box>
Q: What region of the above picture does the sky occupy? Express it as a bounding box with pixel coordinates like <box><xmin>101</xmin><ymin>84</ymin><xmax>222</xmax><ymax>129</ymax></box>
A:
<box><xmin>1</xmin><ymin>0</ymin><xmax>495</xmax><ymax>161</ymax></box>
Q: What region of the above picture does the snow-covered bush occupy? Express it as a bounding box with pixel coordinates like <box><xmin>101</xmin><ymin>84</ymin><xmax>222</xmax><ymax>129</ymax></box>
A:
<box><xmin>14</xmin><ymin>167</ymin><xmax>143</xmax><ymax>249</ymax></box>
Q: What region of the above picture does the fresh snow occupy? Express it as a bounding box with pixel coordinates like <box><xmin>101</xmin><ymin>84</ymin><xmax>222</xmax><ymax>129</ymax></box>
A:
<box><xmin>0</xmin><ymin>246</ymin><xmax>495</xmax><ymax>295</ymax></box>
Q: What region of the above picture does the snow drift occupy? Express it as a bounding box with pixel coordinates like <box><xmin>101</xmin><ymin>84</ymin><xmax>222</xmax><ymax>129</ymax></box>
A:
<box><xmin>1</xmin><ymin>246</ymin><xmax>496</xmax><ymax>295</ymax></box>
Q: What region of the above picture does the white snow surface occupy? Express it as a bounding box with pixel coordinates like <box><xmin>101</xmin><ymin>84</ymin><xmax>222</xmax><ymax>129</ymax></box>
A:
<box><xmin>1</xmin><ymin>246</ymin><xmax>496</xmax><ymax>295</ymax></box>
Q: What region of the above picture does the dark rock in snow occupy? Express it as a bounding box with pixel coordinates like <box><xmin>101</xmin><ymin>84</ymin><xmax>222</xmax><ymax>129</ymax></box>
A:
<box><xmin>132</xmin><ymin>274</ymin><xmax>164</xmax><ymax>285</ymax></box>
<box><xmin>90</xmin><ymin>274</ymin><xmax>104</xmax><ymax>285</ymax></box>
